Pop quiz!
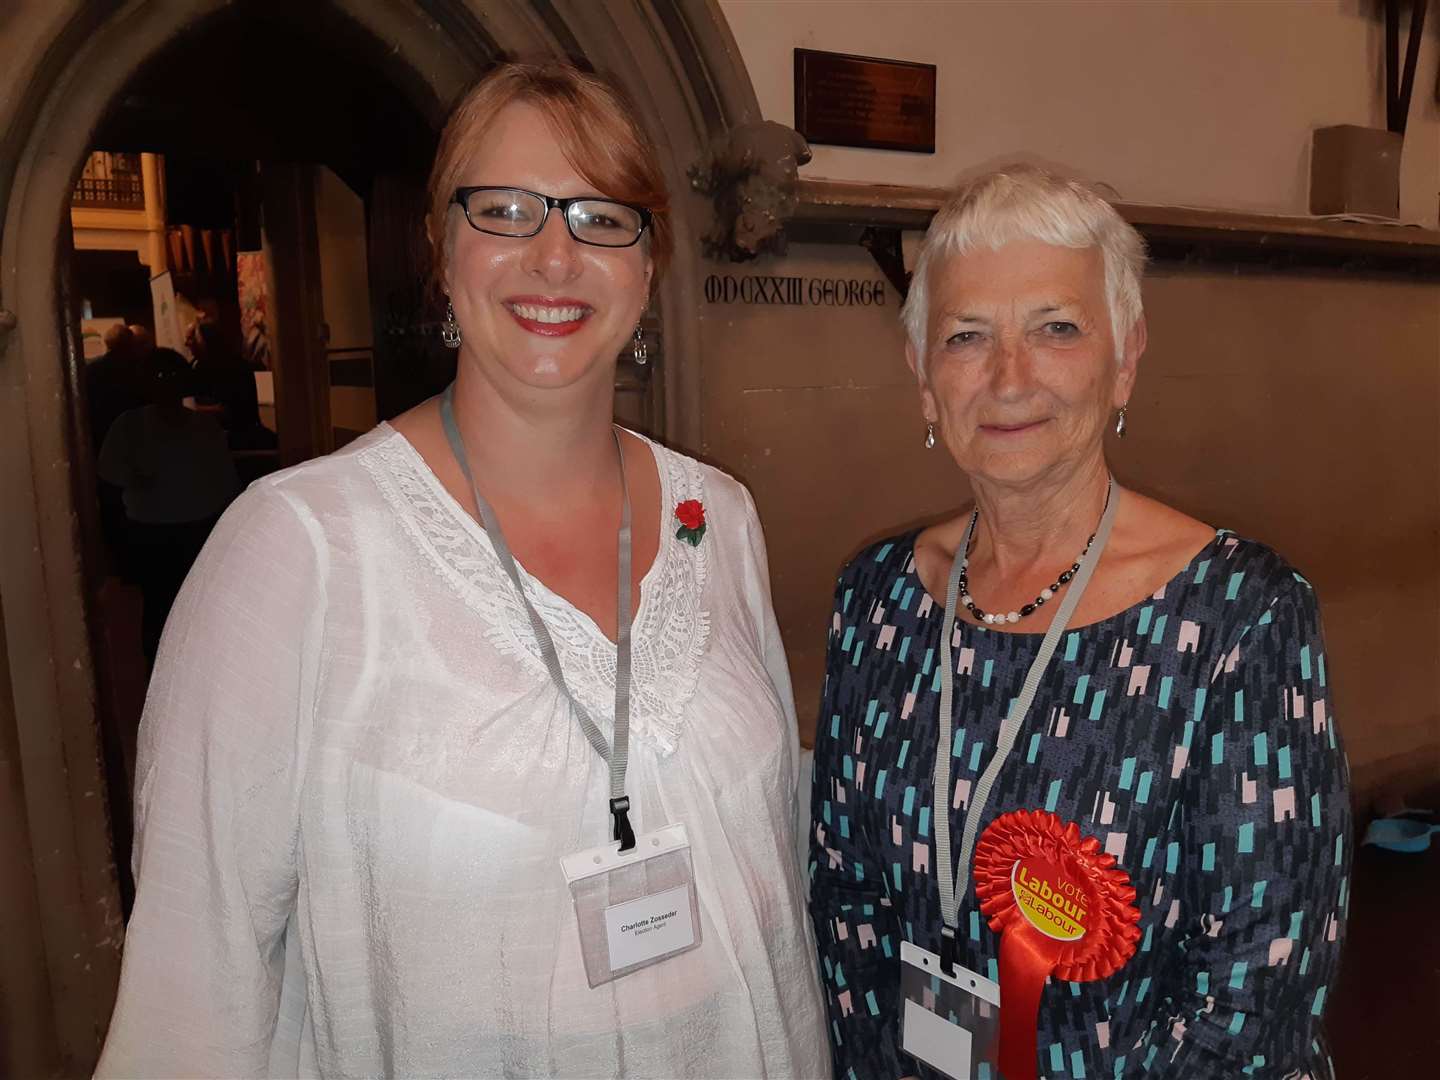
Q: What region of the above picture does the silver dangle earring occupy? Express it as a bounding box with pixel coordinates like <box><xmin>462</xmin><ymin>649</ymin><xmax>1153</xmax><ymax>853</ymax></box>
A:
<box><xmin>924</xmin><ymin>422</ymin><xmax>936</xmax><ymax>449</ymax></box>
<box><xmin>441</xmin><ymin>298</ymin><xmax>462</xmax><ymax>349</ymax></box>
<box><xmin>1115</xmin><ymin>405</ymin><xmax>1128</xmax><ymax>438</ymax></box>
<box><xmin>631</xmin><ymin>324</ymin><xmax>648</xmax><ymax>365</ymax></box>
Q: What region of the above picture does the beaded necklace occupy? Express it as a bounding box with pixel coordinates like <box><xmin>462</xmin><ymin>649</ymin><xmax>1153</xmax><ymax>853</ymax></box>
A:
<box><xmin>956</xmin><ymin>496</ymin><xmax>1108</xmax><ymax>625</ymax></box>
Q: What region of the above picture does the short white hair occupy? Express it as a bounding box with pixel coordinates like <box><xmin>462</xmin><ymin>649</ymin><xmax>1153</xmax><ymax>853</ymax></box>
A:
<box><xmin>901</xmin><ymin>165</ymin><xmax>1147</xmax><ymax>375</ymax></box>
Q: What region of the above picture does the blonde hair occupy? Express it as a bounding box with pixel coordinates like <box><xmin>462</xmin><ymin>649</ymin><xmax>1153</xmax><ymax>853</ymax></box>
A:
<box><xmin>901</xmin><ymin>165</ymin><xmax>1146</xmax><ymax>374</ymax></box>
<box><xmin>425</xmin><ymin>62</ymin><xmax>672</xmax><ymax>293</ymax></box>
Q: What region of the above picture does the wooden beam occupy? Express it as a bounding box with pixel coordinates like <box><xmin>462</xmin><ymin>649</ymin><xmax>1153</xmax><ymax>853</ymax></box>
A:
<box><xmin>261</xmin><ymin>163</ymin><xmax>332</xmax><ymax>465</ymax></box>
<box><xmin>790</xmin><ymin>178</ymin><xmax>1440</xmax><ymax>273</ymax></box>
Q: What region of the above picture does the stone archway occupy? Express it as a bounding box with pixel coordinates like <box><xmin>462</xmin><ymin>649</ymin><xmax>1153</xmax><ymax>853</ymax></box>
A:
<box><xmin>0</xmin><ymin>2</ymin><xmax>756</xmax><ymax>1071</ymax></box>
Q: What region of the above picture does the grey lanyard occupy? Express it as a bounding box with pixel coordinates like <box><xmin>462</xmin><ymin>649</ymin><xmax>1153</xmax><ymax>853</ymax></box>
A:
<box><xmin>439</xmin><ymin>384</ymin><xmax>637</xmax><ymax>851</ymax></box>
<box><xmin>932</xmin><ymin>478</ymin><xmax>1118</xmax><ymax>974</ymax></box>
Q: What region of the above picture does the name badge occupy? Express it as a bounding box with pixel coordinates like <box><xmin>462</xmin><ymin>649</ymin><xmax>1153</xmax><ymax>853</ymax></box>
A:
<box><xmin>899</xmin><ymin>940</ymin><xmax>1002</xmax><ymax>1080</ymax></box>
<box><xmin>561</xmin><ymin>823</ymin><xmax>703</xmax><ymax>987</ymax></box>
<box><xmin>605</xmin><ymin>883</ymin><xmax>696</xmax><ymax>969</ymax></box>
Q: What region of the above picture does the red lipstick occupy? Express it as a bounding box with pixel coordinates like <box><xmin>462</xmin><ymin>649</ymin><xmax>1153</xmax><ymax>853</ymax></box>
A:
<box><xmin>504</xmin><ymin>296</ymin><xmax>593</xmax><ymax>338</ymax></box>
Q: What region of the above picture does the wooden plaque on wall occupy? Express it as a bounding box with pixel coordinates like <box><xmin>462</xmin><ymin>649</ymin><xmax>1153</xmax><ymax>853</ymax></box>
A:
<box><xmin>794</xmin><ymin>48</ymin><xmax>936</xmax><ymax>153</ymax></box>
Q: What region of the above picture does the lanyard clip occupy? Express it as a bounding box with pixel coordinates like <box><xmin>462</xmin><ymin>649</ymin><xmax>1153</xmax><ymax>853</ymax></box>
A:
<box><xmin>939</xmin><ymin>925</ymin><xmax>958</xmax><ymax>977</ymax></box>
<box><xmin>610</xmin><ymin>796</ymin><xmax>636</xmax><ymax>853</ymax></box>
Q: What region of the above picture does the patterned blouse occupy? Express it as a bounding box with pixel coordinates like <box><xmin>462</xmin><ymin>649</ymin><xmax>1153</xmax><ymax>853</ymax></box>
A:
<box><xmin>808</xmin><ymin>529</ymin><xmax>1350</xmax><ymax>1079</ymax></box>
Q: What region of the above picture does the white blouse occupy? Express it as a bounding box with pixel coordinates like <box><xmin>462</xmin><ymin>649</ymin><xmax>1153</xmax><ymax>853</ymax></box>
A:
<box><xmin>97</xmin><ymin>425</ymin><xmax>831</xmax><ymax>1079</ymax></box>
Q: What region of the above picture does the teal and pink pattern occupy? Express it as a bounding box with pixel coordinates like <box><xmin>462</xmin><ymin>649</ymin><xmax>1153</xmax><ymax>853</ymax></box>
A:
<box><xmin>809</xmin><ymin>530</ymin><xmax>1350</xmax><ymax>1079</ymax></box>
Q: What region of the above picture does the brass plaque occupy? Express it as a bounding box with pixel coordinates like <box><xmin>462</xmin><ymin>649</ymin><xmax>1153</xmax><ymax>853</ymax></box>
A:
<box><xmin>794</xmin><ymin>48</ymin><xmax>936</xmax><ymax>153</ymax></box>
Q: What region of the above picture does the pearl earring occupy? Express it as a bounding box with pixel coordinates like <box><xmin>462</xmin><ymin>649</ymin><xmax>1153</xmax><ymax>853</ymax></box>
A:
<box><xmin>924</xmin><ymin>422</ymin><xmax>936</xmax><ymax>449</ymax></box>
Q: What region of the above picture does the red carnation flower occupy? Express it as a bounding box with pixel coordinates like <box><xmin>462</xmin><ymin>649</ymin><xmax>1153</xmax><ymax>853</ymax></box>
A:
<box><xmin>675</xmin><ymin>500</ymin><xmax>706</xmax><ymax>531</ymax></box>
<box><xmin>674</xmin><ymin>500</ymin><xmax>707</xmax><ymax>547</ymax></box>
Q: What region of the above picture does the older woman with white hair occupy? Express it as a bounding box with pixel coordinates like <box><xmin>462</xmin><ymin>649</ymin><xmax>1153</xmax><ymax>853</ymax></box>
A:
<box><xmin>808</xmin><ymin>166</ymin><xmax>1349</xmax><ymax>1079</ymax></box>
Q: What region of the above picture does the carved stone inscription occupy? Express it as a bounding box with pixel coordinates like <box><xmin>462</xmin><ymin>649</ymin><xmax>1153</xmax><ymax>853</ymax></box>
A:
<box><xmin>703</xmin><ymin>273</ymin><xmax>887</xmax><ymax>307</ymax></box>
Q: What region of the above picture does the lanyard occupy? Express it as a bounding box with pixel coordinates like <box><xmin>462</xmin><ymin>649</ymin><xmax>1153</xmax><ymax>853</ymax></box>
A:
<box><xmin>439</xmin><ymin>384</ymin><xmax>637</xmax><ymax>851</ymax></box>
<box><xmin>932</xmin><ymin>478</ymin><xmax>1118</xmax><ymax>974</ymax></box>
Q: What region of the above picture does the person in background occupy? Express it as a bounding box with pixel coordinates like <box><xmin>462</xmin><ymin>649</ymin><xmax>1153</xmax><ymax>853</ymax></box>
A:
<box><xmin>86</xmin><ymin>323</ymin><xmax>144</xmax><ymax>452</ymax></box>
<box><xmin>809</xmin><ymin>166</ymin><xmax>1349</xmax><ymax>1078</ymax></box>
<box><xmin>87</xmin><ymin>323</ymin><xmax>148</xmax><ymax>573</ymax></box>
<box><xmin>97</xmin><ymin>62</ymin><xmax>828</xmax><ymax>1078</ymax></box>
<box><xmin>187</xmin><ymin>315</ymin><xmax>260</xmax><ymax>434</ymax></box>
<box><xmin>127</xmin><ymin>323</ymin><xmax>154</xmax><ymax>359</ymax></box>
<box><xmin>98</xmin><ymin>347</ymin><xmax>239</xmax><ymax>664</ymax></box>
<box><xmin>181</xmin><ymin>314</ymin><xmax>276</xmax><ymax>482</ymax></box>
<box><xmin>224</xmin><ymin>378</ymin><xmax>280</xmax><ymax>487</ymax></box>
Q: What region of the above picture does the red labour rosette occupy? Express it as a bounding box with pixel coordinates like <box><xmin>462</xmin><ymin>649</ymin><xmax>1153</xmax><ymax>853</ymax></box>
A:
<box><xmin>973</xmin><ymin>809</ymin><xmax>1141</xmax><ymax>1080</ymax></box>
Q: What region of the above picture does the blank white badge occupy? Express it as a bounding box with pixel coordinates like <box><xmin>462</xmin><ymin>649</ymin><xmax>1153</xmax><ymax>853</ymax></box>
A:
<box><xmin>904</xmin><ymin>997</ymin><xmax>973</xmax><ymax>1076</ymax></box>
<box><xmin>899</xmin><ymin>940</ymin><xmax>1002</xmax><ymax>1080</ymax></box>
<box><xmin>604</xmin><ymin>883</ymin><xmax>696</xmax><ymax>970</ymax></box>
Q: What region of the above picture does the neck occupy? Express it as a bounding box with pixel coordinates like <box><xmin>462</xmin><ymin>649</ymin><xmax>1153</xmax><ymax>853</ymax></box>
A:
<box><xmin>447</xmin><ymin>352</ymin><xmax>620</xmax><ymax>507</ymax></box>
<box><xmin>968</xmin><ymin>453</ymin><xmax>1110</xmax><ymax>576</ymax></box>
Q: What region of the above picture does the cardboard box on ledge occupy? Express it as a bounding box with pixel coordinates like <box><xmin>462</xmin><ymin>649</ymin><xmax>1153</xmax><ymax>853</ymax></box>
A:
<box><xmin>1310</xmin><ymin>124</ymin><xmax>1402</xmax><ymax>219</ymax></box>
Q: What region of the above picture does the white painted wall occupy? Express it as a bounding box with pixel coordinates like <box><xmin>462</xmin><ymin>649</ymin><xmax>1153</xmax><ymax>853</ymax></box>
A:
<box><xmin>719</xmin><ymin>0</ymin><xmax>1440</xmax><ymax>226</ymax></box>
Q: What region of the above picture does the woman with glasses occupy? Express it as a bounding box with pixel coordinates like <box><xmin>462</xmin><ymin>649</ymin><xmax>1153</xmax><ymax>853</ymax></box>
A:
<box><xmin>99</xmin><ymin>63</ymin><xmax>829</xmax><ymax>1078</ymax></box>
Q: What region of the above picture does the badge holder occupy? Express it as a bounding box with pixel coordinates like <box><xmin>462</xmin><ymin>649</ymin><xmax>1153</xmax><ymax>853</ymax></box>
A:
<box><xmin>560</xmin><ymin>822</ymin><xmax>702</xmax><ymax>988</ymax></box>
<box><xmin>900</xmin><ymin>940</ymin><xmax>1002</xmax><ymax>1080</ymax></box>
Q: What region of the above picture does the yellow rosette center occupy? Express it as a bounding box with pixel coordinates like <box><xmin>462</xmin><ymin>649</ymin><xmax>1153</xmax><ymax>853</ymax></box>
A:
<box><xmin>1010</xmin><ymin>857</ymin><xmax>1089</xmax><ymax>942</ymax></box>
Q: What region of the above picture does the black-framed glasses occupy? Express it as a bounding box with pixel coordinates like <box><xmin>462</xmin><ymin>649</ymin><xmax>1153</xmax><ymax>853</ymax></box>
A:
<box><xmin>451</xmin><ymin>186</ymin><xmax>652</xmax><ymax>248</ymax></box>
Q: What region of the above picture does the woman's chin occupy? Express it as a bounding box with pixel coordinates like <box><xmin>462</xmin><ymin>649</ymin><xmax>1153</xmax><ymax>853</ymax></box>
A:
<box><xmin>962</xmin><ymin>449</ymin><xmax>1063</xmax><ymax>489</ymax></box>
<box><xmin>524</xmin><ymin>353</ymin><xmax>566</xmax><ymax>380</ymax></box>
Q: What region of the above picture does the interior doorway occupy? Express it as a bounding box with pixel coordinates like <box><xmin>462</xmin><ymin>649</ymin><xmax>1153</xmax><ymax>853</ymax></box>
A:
<box><xmin>66</xmin><ymin>3</ymin><xmax>455</xmax><ymax>912</ymax></box>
